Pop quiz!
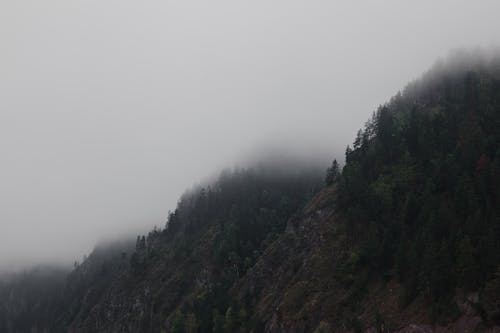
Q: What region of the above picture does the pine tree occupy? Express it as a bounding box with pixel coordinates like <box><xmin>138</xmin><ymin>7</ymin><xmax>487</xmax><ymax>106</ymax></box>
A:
<box><xmin>325</xmin><ymin>159</ymin><xmax>340</xmax><ymax>185</ymax></box>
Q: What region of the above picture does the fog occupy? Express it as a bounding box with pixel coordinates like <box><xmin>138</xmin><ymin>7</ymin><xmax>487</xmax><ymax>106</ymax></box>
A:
<box><xmin>1</xmin><ymin>0</ymin><xmax>499</xmax><ymax>270</ymax></box>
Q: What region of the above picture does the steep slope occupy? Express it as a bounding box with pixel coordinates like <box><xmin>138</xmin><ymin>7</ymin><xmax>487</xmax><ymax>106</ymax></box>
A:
<box><xmin>232</xmin><ymin>51</ymin><xmax>500</xmax><ymax>332</ymax></box>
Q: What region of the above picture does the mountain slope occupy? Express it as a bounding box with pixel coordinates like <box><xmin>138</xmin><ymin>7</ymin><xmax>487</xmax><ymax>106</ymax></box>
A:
<box><xmin>1</xmin><ymin>51</ymin><xmax>500</xmax><ymax>333</ymax></box>
<box><xmin>231</xmin><ymin>51</ymin><xmax>500</xmax><ymax>332</ymax></box>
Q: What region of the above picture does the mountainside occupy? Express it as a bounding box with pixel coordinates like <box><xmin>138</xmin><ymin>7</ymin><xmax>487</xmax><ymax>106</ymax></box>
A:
<box><xmin>1</xmin><ymin>52</ymin><xmax>500</xmax><ymax>333</ymax></box>
<box><xmin>231</xmin><ymin>52</ymin><xmax>500</xmax><ymax>332</ymax></box>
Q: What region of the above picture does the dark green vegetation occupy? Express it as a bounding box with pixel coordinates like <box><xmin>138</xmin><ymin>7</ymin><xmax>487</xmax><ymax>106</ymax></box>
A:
<box><xmin>338</xmin><ymin>55</ymin><xmax>500</xmax><ymax>320</ymax></box>
<box><xmin>0</xmin><ymin>52</ymin><xmax>499</xmax><ymax>332</ymax></box>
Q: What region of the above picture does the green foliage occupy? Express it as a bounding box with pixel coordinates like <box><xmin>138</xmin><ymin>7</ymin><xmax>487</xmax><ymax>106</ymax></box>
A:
<box><xmin>335</xmin><ymin>67</ymin><xmax>500</xmax><ymax>317</ymax></box>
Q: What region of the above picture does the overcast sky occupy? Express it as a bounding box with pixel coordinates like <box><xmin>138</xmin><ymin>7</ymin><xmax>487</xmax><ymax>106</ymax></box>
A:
<box><xmin>1</xmin><ymin>0</ymin><xmax>499</xmax><ymax>270</ymax></box>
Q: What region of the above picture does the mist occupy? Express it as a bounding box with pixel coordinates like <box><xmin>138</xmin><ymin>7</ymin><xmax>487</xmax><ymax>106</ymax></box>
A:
<box><xmin>1</xmin><ymin>0</ymin><xmax>500</xmax><ymax>270</ymax></box>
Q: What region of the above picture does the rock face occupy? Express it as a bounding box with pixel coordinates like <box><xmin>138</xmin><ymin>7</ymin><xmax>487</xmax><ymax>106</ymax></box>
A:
<box><xmin>233</xmin><ymin>187</ymin><xmax>346</xmax><ymax>332</ymax></box>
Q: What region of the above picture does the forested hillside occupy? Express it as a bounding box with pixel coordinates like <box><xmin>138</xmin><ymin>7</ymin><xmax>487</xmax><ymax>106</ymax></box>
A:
<box><xmin>1</xmin><ymin>52</ymin><xmax>499</xmax><ymax>332</ymax></box>
<box><xmin>231</xmin><ymin>52</ymin><xmax>500</xmax><ymax>332</ymax></box>
<box><xmin>337</xmin><ymin>52</ymin><xmax>500</xmax><ymax>319</ymax></box>
<box><xmin>337</xmin><ymin>52</ymin><xmax>500</xmax><ymax>328</ymax></box>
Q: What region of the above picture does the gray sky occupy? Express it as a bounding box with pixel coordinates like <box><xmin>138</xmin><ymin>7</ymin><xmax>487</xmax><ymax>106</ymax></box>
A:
<box><xmin>1</xmin><ymin>0</ymin><xmax>499</xmax><ymax>270</ymax></box>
